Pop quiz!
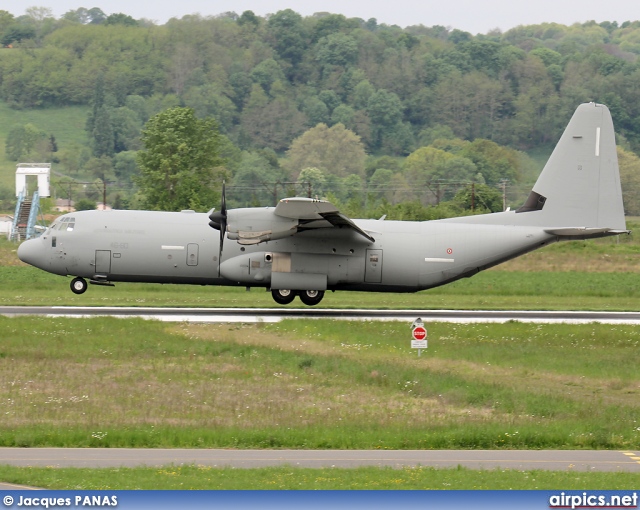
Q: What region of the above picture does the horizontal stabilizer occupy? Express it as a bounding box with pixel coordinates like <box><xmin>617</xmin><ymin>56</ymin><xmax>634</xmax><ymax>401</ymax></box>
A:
<box><xmin>544</xmin><ymin>227</ymin><xmax>629</xmax><ymax>239</ymax></box>
<box><xmin>545</xmin><ymin>227</ymin><xmax>611</xmax><ymax>236</ymax></box>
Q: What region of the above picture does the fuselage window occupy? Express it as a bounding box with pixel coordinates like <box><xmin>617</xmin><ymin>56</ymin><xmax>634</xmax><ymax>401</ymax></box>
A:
<box><xmin>52</xmin><ymin>236</ymin><xmax>57</xmax><ymax>248</ymax></box>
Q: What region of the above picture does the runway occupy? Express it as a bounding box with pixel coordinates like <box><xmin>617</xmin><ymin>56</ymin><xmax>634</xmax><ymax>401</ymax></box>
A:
<box><xmin>0</xmin><ymin>448</ymin><xmax>639</xmax><ymax>472</ymax></box>
<box><xmin>2</xmin><ymin>306</ymin><xmax>640</xmax><ymax>324</ymax></box>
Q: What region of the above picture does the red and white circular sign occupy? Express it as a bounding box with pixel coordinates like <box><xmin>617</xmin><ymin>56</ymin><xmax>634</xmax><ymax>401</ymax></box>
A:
<box><xmin>412</xmin><ymin>326</ymin><xmax>427</xmax><ymax>341</ymax></box>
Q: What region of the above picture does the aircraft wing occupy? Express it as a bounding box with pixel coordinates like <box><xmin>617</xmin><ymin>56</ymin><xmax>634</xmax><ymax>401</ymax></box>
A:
<box><xmin>274</xmin><ymin>198</ymin><xmax>375</xmax><ymax>243</ymax></box>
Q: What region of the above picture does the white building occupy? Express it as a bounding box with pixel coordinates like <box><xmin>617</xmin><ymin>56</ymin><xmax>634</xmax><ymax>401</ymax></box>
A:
<box><xmin>0</xmin><ymin>215</ymin><xmax>13</xmax><ymax>237</ymax></box>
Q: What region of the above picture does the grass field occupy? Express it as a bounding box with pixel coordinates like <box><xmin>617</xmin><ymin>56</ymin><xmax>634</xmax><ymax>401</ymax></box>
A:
<box><xmin>1</xmin><ymin>317</ymin><xmax>638</xmax><ymax>450</ymax></box>
<box><xmin>0</xmin><ymin>465</ymin><xmax>637</xmax><ymax>490</ymax></box>
<box><xmin>1</xmin><ymin>315</ymin><xmax>639</xmax><ymax>488</ymax></box>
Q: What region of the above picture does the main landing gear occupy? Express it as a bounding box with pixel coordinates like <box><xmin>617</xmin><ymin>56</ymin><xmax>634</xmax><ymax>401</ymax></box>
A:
<box><xmin>271</xmin><ymin>289</ymin><xmax>325</xmax><ymax>306</ymax></box>
<box><xmin>70</xmin><ymin>276</ymin><xmax>88</xmax><ymax>295</ymax></box>
<box><xmin>299</xmin><ymin>289</ymin><xmax>324</xmax><ymax>306</ymax></box>
<box><xmin>271</xmin><ymin>289</ymin><xmax>296</xmax><ymax>305</ymax></box>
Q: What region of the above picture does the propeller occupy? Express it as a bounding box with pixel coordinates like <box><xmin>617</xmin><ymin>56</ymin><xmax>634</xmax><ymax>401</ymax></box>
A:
<box><xmin>208</xmin><ymin>182</ymin><xmax>227</xmax><ymax>274</ymax></box>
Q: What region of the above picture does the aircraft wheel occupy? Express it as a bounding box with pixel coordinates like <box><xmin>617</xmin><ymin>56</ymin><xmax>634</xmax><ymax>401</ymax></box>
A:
<box><xmin>299</xmin><ymin>290</ymin><xmax>324</xmax><ymax>306</ymax></box>
<box><xmin>271</xmin><ymin>289</ymin><xmax>295</xmax><ymax>305</ymax></box>
<box><xmin>70</xmin><ymin>277</ymin><xmax>88</xmax><ymax>295</ymax></box>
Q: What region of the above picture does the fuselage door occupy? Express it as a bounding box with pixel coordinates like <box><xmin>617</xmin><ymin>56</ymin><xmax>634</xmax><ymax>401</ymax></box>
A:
<box><xmin>187</xmin><ymin>243</ymin><xmax>199</xmax><ymax>266</ymax></box>
<box><xmin>95</xmin><ymin>250</ymin><xmax>112</xmax><ymax>274</ymax></box>
<box><xmin>364</xmin><ymin>249</ymin><xmax>383</xmax><ymax>283</ymax></box>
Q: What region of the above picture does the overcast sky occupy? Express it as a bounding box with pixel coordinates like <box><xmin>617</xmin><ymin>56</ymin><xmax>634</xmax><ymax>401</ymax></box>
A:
<box><xmin>7</xmin><ymin>0</ymin><xmax>639</xmax><ymax>34</ymax></box>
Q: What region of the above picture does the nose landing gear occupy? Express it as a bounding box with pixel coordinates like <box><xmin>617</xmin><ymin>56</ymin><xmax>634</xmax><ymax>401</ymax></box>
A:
<box><xmin>70</xmin><ymin>277</ymin><xmax>88</xmax><ymax>295</ymax></box>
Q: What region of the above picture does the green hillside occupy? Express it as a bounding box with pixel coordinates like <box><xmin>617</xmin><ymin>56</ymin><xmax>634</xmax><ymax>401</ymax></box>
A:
<box><xmin>0</xmin><ymin>101</ymin><xmax>88</xmax><ymax>189</ymax></box>
<box><xmin>1</xmin><ymin>10</ymin><xmax>640</xmax><ymax>214</ymax></box>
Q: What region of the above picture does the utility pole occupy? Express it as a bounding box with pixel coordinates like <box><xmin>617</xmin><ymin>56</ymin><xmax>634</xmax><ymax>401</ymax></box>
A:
<box><xmin>67</xmin><ymin>181</ymin><xmax>73</xmax><ymax>210</ymax></box>
<box><xmin>471</xmin><ymin>182</ymin><xmax>475</xmax><ymax>211</ymax></box>
<box><xmin>500</xmin><ymin>180</ymin><xmax>508</xmax><ymax>211</ymax></box>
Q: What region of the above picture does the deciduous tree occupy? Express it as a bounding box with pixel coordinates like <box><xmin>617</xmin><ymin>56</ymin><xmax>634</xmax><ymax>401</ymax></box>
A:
<box><xmin>136</xmin><ymin>107</ymin><xmax>225</xmax><ymax>211</ymax></box>
<box><xmin>618</xmin><ymin>146</ymin><xmax>640</xmax><ymax>216</ymax></box>
<box><xmin>285</xmin><ymin>123</ymin><xmax>366</xmax><ymax>178</ymax></box>
<box><xmin>5</xmin><ymin>124</ymin><xmax>46</xmax><ymax>161</ymax></box>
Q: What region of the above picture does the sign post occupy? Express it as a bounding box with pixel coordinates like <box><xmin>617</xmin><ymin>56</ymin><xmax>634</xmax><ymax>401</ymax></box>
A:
<box><xmin>411</xmin><ymin>318</ymin><xmax>427</xmax><ymax>356</ymax></box>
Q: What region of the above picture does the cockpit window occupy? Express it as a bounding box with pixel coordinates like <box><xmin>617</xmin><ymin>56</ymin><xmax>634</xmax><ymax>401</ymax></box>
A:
<box><xmin>63</xmin><ymin>217</ymin><xmax>75</xmax><ymax>231</ymax></box>
<box><xmin>50</xmin><ymin>217</ymin><xmax>75</xmax><ymax>231</ymax></box>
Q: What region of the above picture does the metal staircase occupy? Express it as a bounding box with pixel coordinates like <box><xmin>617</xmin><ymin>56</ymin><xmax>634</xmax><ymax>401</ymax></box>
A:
<box><xmin>12</xmin><ymin>163</ymin><xmax>50</xmax><ymax>242</ymax></box>
<box><xmin>11</xmin><ymin>190</ymin><xmax>41</xmax><ymax>242</ymax></box>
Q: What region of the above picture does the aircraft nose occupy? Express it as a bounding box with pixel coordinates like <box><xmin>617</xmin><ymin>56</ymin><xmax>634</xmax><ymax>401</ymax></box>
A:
<box><xmin>17</xmin><ymin>239</ymin><xmax>42</xmax><ymax>268</ymax></box>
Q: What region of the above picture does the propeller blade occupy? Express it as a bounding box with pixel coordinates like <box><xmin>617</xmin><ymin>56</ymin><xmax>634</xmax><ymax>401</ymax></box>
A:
<box><xmin>221</xmin><ymin>181</ymin><xmax>226</xmax><ymax>217</ymax></box>
<box><xmin>219</xmin><ymin>215</ymin><xmax>226</xmax><ymax>252</ymax></box>
<box><xmin>208</xmin><ymin>182</ymin><xmax>227</xmax><ymax>276</ymax></box>
<box><xmin>219</xmin><ymin>181</ymin><xmax>226</xmax><ymax>254</ymax></box>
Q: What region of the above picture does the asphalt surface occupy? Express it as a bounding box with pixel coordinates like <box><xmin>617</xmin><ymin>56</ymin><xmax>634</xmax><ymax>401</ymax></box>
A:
<box><xmin>0</xmin><ymin>448</ymin><xmax>639</xmax><ymax>472</ymax></box>
<box><xmin>2</xmin><ymin>306</ymin><xmax>640</xmax><ymax>323</ymax></box>
<box><xmin>0</xmin><ymin>481</ymin><xmax>39</xmax><ymax>490</ymax></box>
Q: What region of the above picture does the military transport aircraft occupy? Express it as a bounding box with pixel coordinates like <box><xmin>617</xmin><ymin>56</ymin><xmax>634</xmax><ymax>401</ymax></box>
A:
<box><xmin>18</xmin><ymin>103</ymin><xmax>628</xmax><ymax>306</ymax></box>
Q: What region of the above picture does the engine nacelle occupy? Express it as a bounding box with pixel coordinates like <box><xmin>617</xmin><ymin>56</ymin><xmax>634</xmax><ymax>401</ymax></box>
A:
<box><xmin>226</xmin><ymin>208</ymin><xmax>298</xmax><ymax>245</ymax></box>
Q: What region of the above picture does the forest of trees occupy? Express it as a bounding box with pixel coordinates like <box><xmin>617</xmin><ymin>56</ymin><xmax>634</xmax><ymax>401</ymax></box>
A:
<box><xmin>2</xmin><ymin>7</ymin><xmax>640</xmax><ymax>216</ymax></box>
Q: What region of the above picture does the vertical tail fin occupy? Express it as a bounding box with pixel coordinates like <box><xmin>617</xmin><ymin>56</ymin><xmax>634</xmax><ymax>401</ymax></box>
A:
<box><xmin>516</xmin><ymin>102</ymin><xmax>626</xmax><ymax>232</ymax></box>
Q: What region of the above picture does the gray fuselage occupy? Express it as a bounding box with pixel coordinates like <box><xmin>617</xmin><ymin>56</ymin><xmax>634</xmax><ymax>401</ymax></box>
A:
<box><xmin>19</xmin><ymin>209</ymin><xmax>555</xmax><ymax>293</ymax></box>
